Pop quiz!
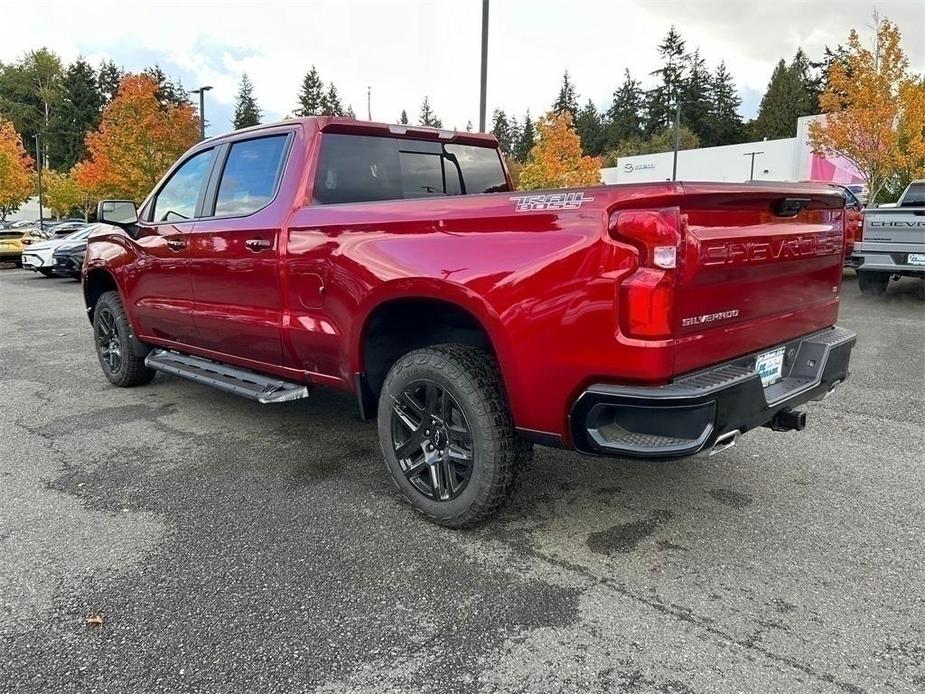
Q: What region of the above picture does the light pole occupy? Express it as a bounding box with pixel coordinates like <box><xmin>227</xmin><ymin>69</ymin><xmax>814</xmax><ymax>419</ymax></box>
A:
<box><xmin>33</xmin><ymin>133</ymin><xmax>44</xmax><ymax>231</ymax></box>
<box><xmin>190</xmin><ymin>86</ymin><xmax>213</xmax><ymax>140</ymax></box>
<box><xmin>671</xmin><ymin>98</ymin><xmax>681</xmax><ymax>182</ymax></box>
<box><xmin>743</xmin><ymin>151</ymin><xmax>764</xmax><ymax>181</ymax></box>
<box><xmin>478</xmin><ymin>0</ymin><xmax>489</xmax><ymax>132</ymax></box>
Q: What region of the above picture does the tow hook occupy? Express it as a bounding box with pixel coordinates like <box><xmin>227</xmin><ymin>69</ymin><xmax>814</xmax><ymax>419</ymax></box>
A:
<box><xmin>765</xmin><ymin>409</ymin><xmax>807</xmax><ymax>432</ymax></box>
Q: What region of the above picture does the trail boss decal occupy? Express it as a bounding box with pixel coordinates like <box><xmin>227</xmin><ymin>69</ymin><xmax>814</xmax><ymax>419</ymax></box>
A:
<box><xmin>510</xmin><ymin>192</ymin><xmax>594</xmax><ymax>212</ymax></box>
<box><xmin>681</xmin><ymin>309</ymin><xmax>740</xmax><ymax>327</ymax></box>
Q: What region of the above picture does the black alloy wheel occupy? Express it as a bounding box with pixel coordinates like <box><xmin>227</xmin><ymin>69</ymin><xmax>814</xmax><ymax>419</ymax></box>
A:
<box><xmin>391</xmin><ymin>380</ymin><xmax>474</xmax><ymax>501</ymax></box>
<box><xmin>95</xmin><ymin>305</ymin><xmax>123</xmax><ymax>375</ymax></box>
<box><xmin>91</xmin><ymin>291</ymin><xmax>156</xmax><ymax>387</ymax></box>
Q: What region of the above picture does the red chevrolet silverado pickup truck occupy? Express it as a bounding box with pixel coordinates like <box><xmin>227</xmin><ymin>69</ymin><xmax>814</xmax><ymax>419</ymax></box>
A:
<box><xmin>84</xmin><ymin>117</ymin><xmax>856</xmax><ymax>527</ymax></box>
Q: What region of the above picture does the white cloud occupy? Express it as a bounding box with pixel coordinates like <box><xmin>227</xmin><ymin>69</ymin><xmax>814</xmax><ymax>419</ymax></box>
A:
<box><xmin>4</xmin><ymin>0</ymin><xmax>923</xmax><ymax>133</ymax></box>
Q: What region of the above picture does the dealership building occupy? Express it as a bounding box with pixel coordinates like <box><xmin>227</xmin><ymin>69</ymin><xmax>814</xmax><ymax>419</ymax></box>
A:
<box><xmin>601</xmin><ymin>115</ymin><xmax>863</xmax><ymax>187</ymax></box>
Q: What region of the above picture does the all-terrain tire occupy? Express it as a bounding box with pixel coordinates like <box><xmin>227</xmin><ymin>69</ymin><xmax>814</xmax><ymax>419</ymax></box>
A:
<box><xmin>378</xmin><ymin>344</ymin><xmax>522</xmax><ymax>528</ymax></box>
<box><xmin>93</xmin><ymin>290</ymin><xmax>156</xmax><ymax>387</ymax></box>
<box><xmin>857</xmin><ymin>270</ymin><xmax>889</xmax><ymax>297</ymax></box>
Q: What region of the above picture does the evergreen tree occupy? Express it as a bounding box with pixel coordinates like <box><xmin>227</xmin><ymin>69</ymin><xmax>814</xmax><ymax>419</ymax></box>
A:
<box><xmin>751</xmin><ymin>59</ymin><xmax>790</xmax><ymax>138</ymax></box>
<box><xmin>705</xmin><ymin>61</ymin><xmax>744</xmax><ymax>146</ymax></box>
<box><xmin>232</xmin><ymin>73</ymin><xmax>261</xmax><ymax>129</ymax></box>
<box><xmin>751</xmin><ymin>49</ymin><xmax>820</xmax><ymax>139</ymax></box>
<box><xmin>418</xmin><ymin>96</ymin><xmax>442</xmax><ymax>127</ymax></box>
<box><xmin>514</xmin><ymin>110</ymin><xmax>535</xmax><ymax>162</ymax></box>
<box><xmin>605</xmin><ymin>69</ymin><xmax>644</xmax><ymax>148</ymax></box>
<box><xmin>46</xmin><ymin>57</ymin><xmax>102</xmax><ymax>170</ymax></box>
<box><xmin>399</xmin><ymin>109</ymin><xmax>409</xmax><ymax>124</ymax></box>
<box><xmin>552</xmin><ymin>70</ymin><xmax>579</xmax><ymax>118</ymax></box>
<box><xmin>295</xmin><ymin>66</ymin><xmax>325</xmax><ymax>116</ymax></box>
<box><xmin>645</xmin><ymin>26</ymin><xmax>687</xmax><ymax>135</ymax></box>
<box><xmin>575</xmin><ymin>99</ymin><xmax>605</xmax><ymax>156</ymax></box>
<box><xmin>97</xmin><ymin>59</ymin><xmax>124</xmax><ymax>104</ymax></box>
<box><xmin>321</xmin><ymin>82</ymin><xmax>343</xmax><ymax>116</ymax></box>
<box><xmin>465</xmin><ymin>119</ymin><xmax>473</xmax><ymax>132</ymax></box>
<box><xmin>680</xmin><ymin>49</ymin><xmax>712</xmax><ymax>144</ymax></box>
<box><xmin>814</xmin><ymin>44</ymin><xmax>852</xmax><ymax>100</ymax></box>
<box><xmin>790</xmin><ymin>48</ymin><xmax>821</xmax><ymax>117</ymax></box>
<box><xmin>345</xmin><ymin>104</ymin><xmax>356</xmax><ymax>119</ymax></box>
<box><xmin>143</xmin><ymin>65</ymin><xmax>189</xmax><ymax>107</ymax></box>
<box><xmin>490</xmin><ymin>108</ymin><xmax>515</xmax><ymax>156</ymax></box>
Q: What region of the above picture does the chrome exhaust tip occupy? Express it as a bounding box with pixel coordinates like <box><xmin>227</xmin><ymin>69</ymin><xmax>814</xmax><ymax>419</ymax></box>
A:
<box><xmin>709</xmin><ymin>429</ymin><xmax>740</xmax><ymax>456</ymax></box>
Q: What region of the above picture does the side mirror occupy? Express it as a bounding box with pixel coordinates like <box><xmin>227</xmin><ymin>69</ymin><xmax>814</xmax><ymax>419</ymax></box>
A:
<box><xmin>97</xmin><ymin>200</ymin><xmax>138</xmax><ymax>228</ymax></box>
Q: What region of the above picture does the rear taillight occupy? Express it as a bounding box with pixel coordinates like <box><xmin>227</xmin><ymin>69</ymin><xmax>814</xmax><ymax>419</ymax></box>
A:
<box><xmin>609</xmin><ymin>208</ymin><xmax>681</xmax><ymax>269</ymax></box>
<box><xmin>609</xmin><ymin>208</ymin><xmax>681</xmax><ymax>340</ymax></box>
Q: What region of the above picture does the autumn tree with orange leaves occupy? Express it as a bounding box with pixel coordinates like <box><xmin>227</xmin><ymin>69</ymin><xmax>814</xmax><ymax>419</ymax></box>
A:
<box><xmin>518</xmin><ymin>111</ymin><xmax>602</xmax><ymax>190</ymax></box>
<box><xmin>808</xmin><ymin>17</ymin><xmax>925</xmax><ymax>203</ymax></box>
<box><xmin>75</xmin><ymin>74</ymin><xmax>200</xmax><ymax>202</ymax></box>
<box><xmin>0</xmin><ymin>117</ymin><xmax>35</xmax><ymax>220</ymax></box>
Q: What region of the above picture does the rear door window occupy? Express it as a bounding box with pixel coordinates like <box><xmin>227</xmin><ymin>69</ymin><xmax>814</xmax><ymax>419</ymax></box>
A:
<box><xmin>213</xmin><ymin>135</ymin><xmax>289</xmax><ymax>217</ymax></box>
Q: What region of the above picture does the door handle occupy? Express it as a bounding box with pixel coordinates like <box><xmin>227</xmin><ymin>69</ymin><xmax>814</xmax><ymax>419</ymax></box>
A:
<box><xmin>166</xmin><ymin>238</ymin><xmax>186</xmax><ymax>251</ymax></box>
<box><xmin>245</xmin><ymin>238</ymin><xmax>272</xmax><ymax>252</ymax></box>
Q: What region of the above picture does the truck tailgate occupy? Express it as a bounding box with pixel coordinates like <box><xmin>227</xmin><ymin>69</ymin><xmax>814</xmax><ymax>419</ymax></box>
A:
<box><xmin>674</xmin><ymin>184</ymin><xmax>846</xmax><ymax>375</ymax></box>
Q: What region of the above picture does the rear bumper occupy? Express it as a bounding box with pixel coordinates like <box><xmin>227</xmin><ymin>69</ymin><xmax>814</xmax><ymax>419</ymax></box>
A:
<box><xmin>570</xmin><ymin>326</ymin><xmax>856</xmax><ymax>459</ymax></box>
<box><xmin>853</xmin><ymin>241</ymin><xmax>925</xmax><ymax>274</ymax></box>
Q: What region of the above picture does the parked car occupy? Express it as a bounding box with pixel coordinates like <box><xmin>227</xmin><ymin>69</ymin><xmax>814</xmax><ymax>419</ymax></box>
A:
<box><xmin>84</xmin><ymin>117</ymin><xmax>856</xmax><ymax>527</ymax></box>
<box><xmin>0</xmin><ymin>226</ymin><xmax>48</xmax><ymax>266</ymax></box>
<box><xmin>852</xmin><ymin>180</ymin><xmax>925</xmax><ymax>295</ymax></box>
<box><xmin>43</xmin><ymin>221</ymin><xmax>88</xmax><ymax>238</ymax></box>
<box><xmin>52</xmin><ymin>235</ymin><xmax>91</xmax><ymax>279</ymax></box>
<box><xmin>843</xmin><ymin>183</ymin><xmax>869</xmax><ymax>205</ymax></box>
<box><xmin>828</xmin><ymin>183</ymin><xmax>864</xmax><ymax>265</ymax></box>
<box><xmin>22</xmin><ymin>225</ymin><xmax>98</xmax><ymax>277</ymax></box>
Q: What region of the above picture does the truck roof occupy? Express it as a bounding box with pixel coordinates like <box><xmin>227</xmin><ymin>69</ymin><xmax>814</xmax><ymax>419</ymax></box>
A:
<box><xmin>207</xmin><ymin>116</ymin><xmax>501</xmax><ymax>148</ymax></box>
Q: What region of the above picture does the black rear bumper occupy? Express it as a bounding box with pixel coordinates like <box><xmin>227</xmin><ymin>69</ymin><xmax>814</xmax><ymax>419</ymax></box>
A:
<box><xmin>570</xmin><ymin>326</ymin><xmax>856</xmax><ymax>459</ymax></box>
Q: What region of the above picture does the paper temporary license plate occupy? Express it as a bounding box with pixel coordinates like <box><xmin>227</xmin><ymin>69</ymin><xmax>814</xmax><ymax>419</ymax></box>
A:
<box><xmin>755</xmin><ymin>346</ymin><xmax>786</xmax><ymax>387</ymax></box>
<box><xmin>908</xmin><ymin>253</ymin><xmax>925</xmax><ymax>266</ymax></box>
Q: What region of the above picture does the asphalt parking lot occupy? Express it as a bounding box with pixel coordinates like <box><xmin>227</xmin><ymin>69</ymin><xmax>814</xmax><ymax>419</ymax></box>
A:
<box><xmin>1</xmin><ymin>268</ymin><xmax>923</xmax><ymax>693</ymax></box>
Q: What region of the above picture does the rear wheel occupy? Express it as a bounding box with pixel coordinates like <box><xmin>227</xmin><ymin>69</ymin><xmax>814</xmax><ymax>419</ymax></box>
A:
<box><xmin>93</xmin><ymin>291</ymin><xmax>156</xmax><ymax>387</ymax></box>
<box><xmin>858</xmin><ymin>270</ymin><xmax>889</xmax><ymax>296</ymax></box>
<box><xmin>378</xmin><ymin>344</ymin><xmax>523</xmax><ymax>528</ymax></box>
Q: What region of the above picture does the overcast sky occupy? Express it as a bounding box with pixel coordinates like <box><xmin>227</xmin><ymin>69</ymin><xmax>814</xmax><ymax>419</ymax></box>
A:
<box><xmin>4</xmin><ymin>0</ymin><xmax>924</xmax><ymax>137</ymax></box>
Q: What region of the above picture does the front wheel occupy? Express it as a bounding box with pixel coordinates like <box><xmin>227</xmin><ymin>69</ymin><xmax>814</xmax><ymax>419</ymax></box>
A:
<box><xmin>377</xmin><ymin>344</ymin><xmax>523</xmax><ymax>528</ymax></box>
<box><xmin>93</xmin><ymin>291</ymin><xmax>156</xmax><ymax>387</ymax></box>
<box><xmin>858</xmin><ymin>270</ymin><xmax>889</xmax><ymax>297</ymax></box>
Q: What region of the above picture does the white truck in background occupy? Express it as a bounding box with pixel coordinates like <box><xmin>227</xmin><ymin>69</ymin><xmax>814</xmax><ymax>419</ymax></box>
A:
<box><xmin>854</xmin><ymin>180</ymin><xmax>925</xmax><ymax>296</ymax></box>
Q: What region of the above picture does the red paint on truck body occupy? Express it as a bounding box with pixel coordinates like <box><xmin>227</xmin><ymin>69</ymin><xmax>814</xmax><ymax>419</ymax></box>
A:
<box><xmin>84</xmin><ymin>117</ymin><xmax>848</xmax><ymax>445</ymax></box>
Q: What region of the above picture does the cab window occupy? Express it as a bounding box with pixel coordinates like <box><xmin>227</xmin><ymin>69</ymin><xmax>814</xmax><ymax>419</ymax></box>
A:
<box><xmin>313</xmin><ymin>134</ymin><xmax>507</xmax><ymax>205</ymax></box>
<box><xmin>150</xmin><ymin>149</ymin><xmax>215</xmax><ymax>222</ymax></box>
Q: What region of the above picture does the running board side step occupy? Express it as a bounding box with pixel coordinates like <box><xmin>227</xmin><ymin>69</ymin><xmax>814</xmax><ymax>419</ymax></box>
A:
<box><xmin>144</xmin><ymin>349</ymin><xmax>310</xmax><ymax>404</ymax></box>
